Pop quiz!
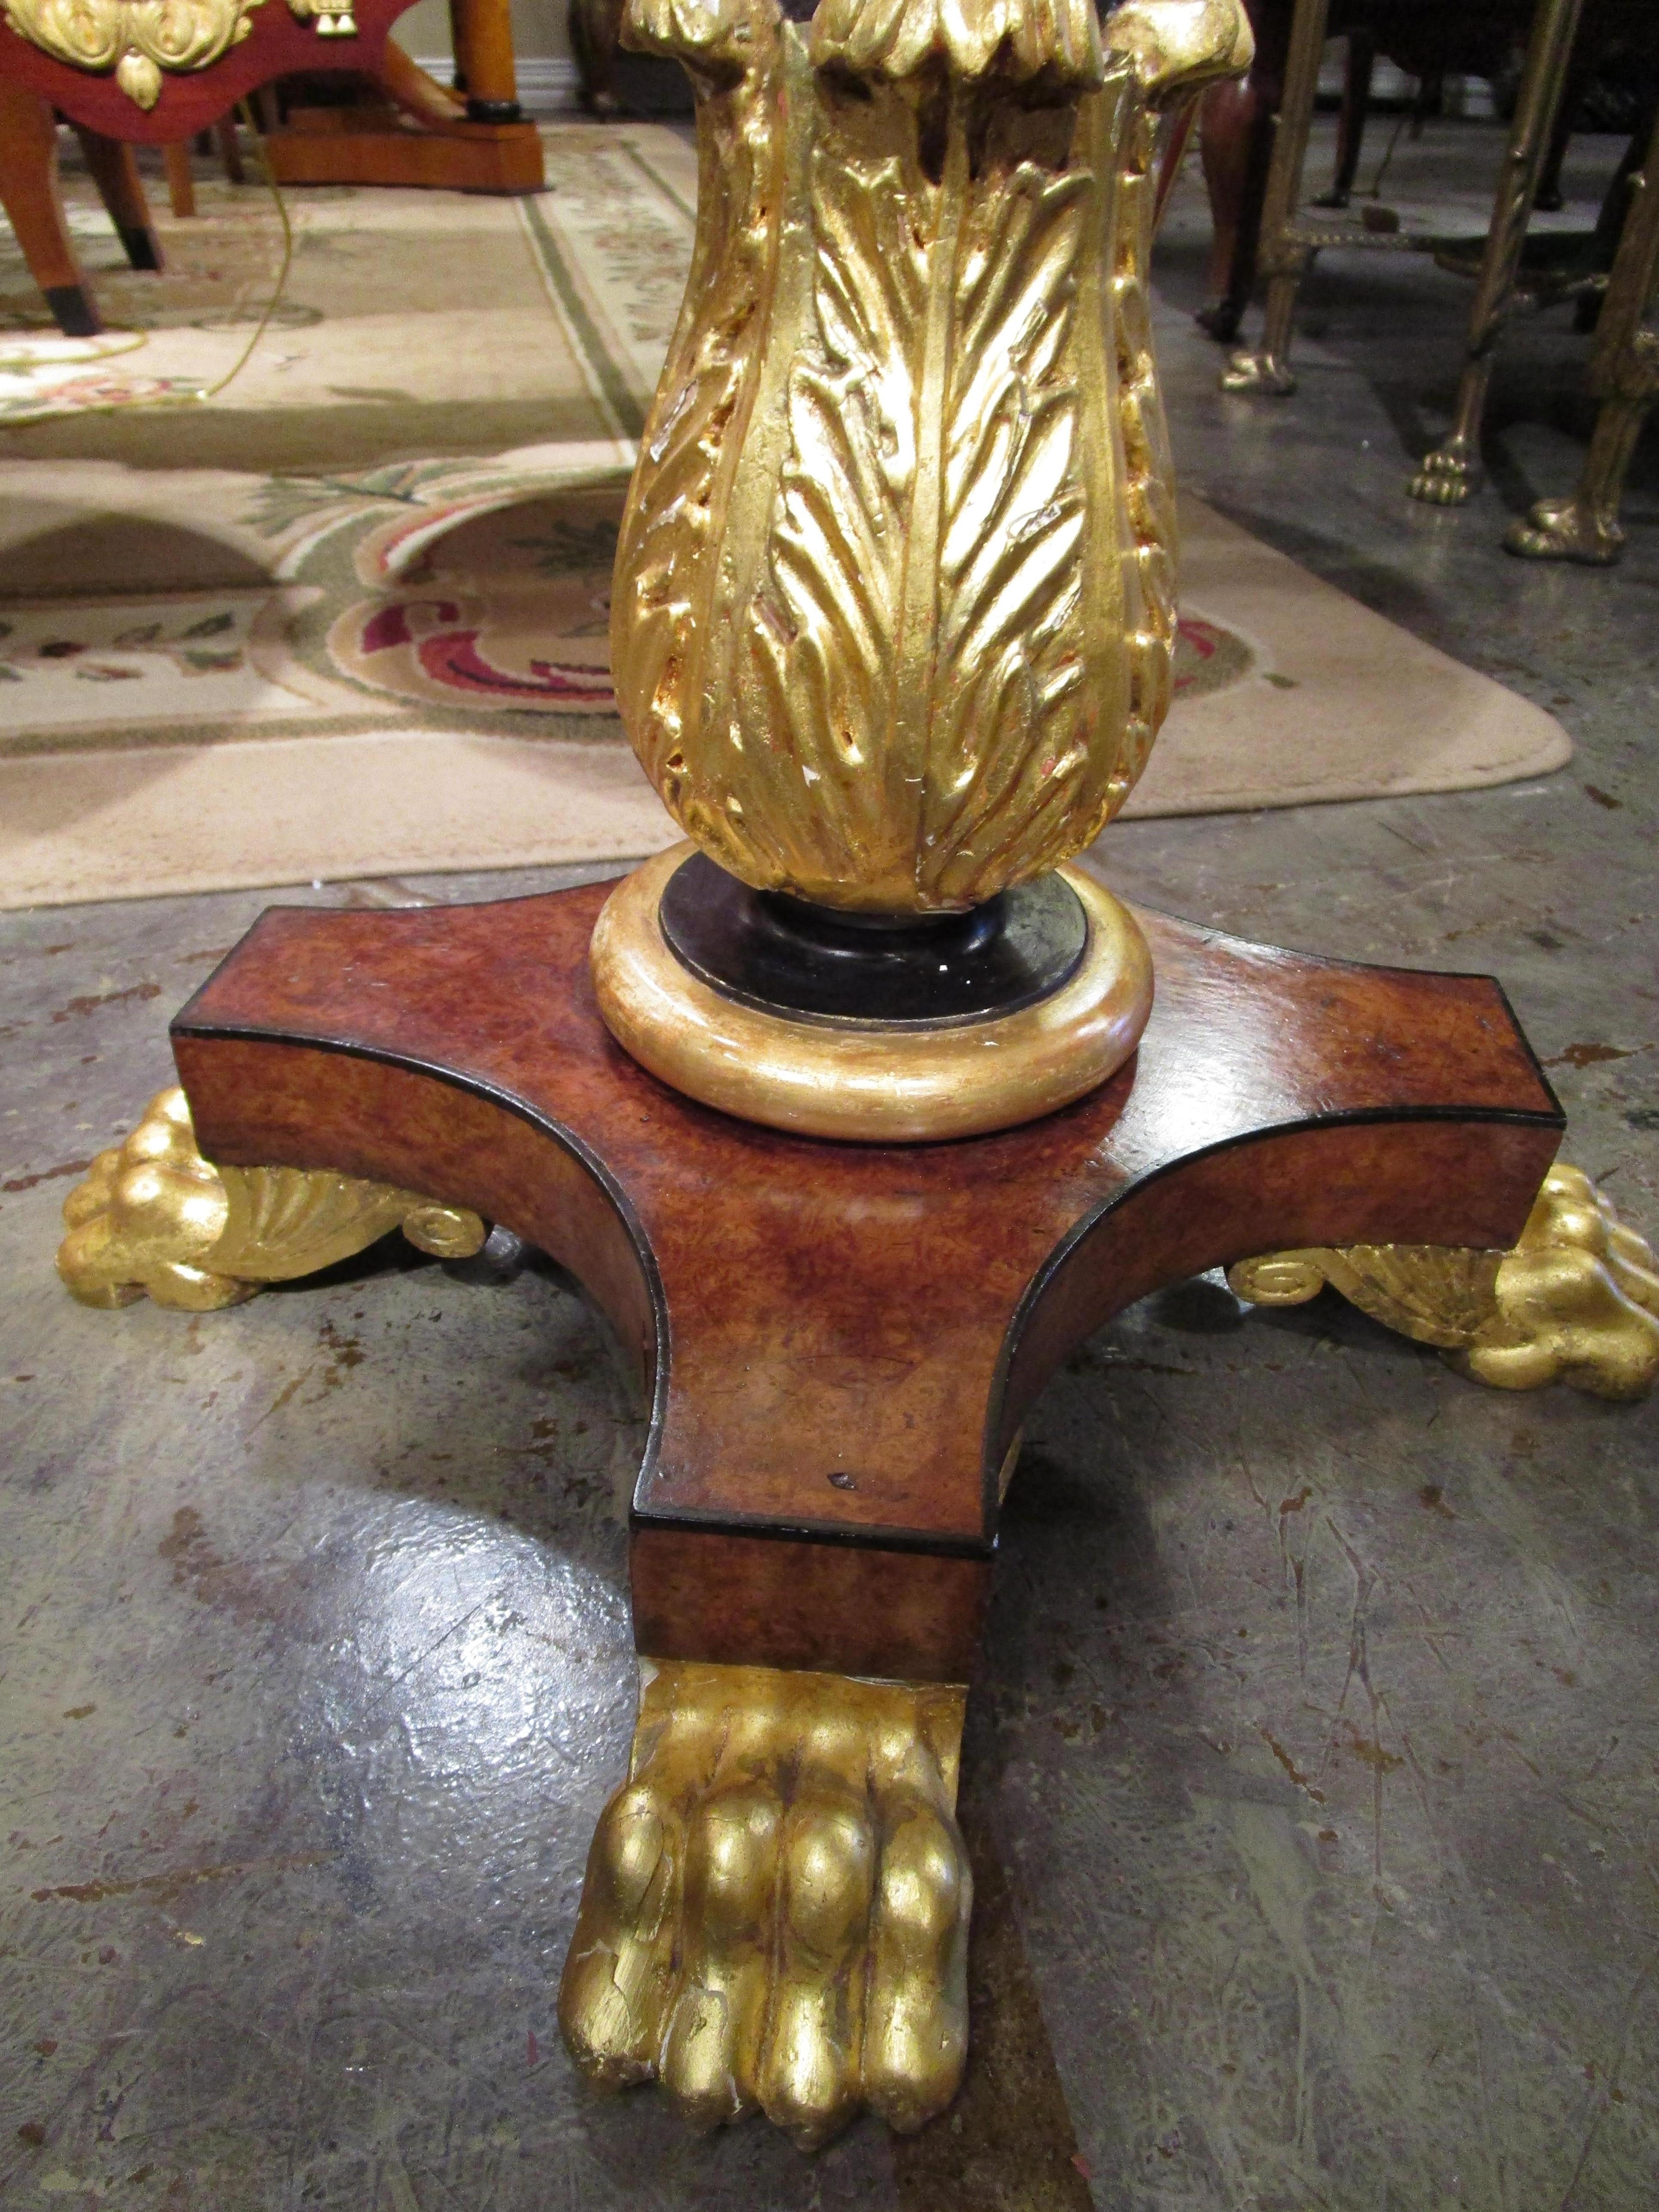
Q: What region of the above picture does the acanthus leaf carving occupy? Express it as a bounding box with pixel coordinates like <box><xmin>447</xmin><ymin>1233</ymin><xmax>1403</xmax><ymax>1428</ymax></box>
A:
<box><xmin>609</xmin><ymin>0</ymin><xmax>1253</xmax><ymax>912</ymax></box>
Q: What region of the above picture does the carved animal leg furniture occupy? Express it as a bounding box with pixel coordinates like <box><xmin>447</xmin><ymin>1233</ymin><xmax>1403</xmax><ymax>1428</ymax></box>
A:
<box><xmin>1504</xmin><ymin>95</ymin><xmax>1659</xmax><ymax>565</ymax></box>
<box><xmin>59</xmin><ymin>0</ymin><xmax>1657</xmax><ymax>2154</ymax></box>
<box><xmin>1218</xmin><ymin>0</ymin><xmax>1590</xmax><ymax>419</ymax></box>
<box><xmin>1403</xmin><ymin>0</ymin><xmax>1588</xmax><ymax>504</ymax></box>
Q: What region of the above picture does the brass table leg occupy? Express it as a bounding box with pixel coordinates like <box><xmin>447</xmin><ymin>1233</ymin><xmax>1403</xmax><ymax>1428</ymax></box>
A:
<box><xmin>1221</xmin><ymin>0</ymin><xmax>1331</xmax><ymax>396</ymax></box>
<box><xmin>1506</xmin><ymin>103</ymin><xmax>1659</xmax><ymax>564</ymax></box>
<box><xmin>1407</xmin><ymin>0</ymin><xmax>1587</xmax><ymax>506</ymax></box>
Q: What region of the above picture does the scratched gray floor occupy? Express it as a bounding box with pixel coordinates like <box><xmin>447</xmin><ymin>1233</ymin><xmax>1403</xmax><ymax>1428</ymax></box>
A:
<box><xmin>3</xmin><ymin>118</ymin><xmax>1657</xmax><ymax>2211</ymax></box>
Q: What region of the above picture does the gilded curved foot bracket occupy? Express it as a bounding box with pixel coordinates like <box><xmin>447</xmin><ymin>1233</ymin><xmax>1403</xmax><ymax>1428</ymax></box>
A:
<box><xmin>1230</xmin><ymin>1164</ymin><xmax>1659</xmax><ymax>1401</ymax></box>
<box><xmin>559</xmin><ymin>1660</ymin><xmax>970</xmax><ymax>2150</ymax></box>
<box><xmin>56</xmin><ymin>1086</ymin><xmax>486</xmax><ymax>1312</ymax></box>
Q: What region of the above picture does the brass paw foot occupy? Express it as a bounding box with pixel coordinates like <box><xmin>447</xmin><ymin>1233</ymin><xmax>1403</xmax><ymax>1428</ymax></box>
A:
<box><xmin>1221</xmin><ymin>348</ymin><xmax>1297</xmax><ymax>395</ymax></box>
<box><xmin>1230</xmin><ymin>1164</ymin><xmax>1659</xmax><ymax>1401</ymax></box>
<box><xmin>559</xmin><ymin>1660</ymin><xmax>971</xmax><ymax>2149</ymax></box>
<box><xmin>1504</xmin><ymin>497</ymin><xmax>1623</xmax><ymax>566</ymax></box>
<box><xmin>56</xmin><ymin>1086</ymin><xmax>486</xmax><ymax>1311</ymax></box>
<box><xmin>1407</xmin><ymin>439</ymin><xmax>1479</xmax><ymax>505</ymax></box>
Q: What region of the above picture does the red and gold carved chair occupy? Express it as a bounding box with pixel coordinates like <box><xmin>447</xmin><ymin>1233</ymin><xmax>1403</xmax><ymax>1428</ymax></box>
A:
<box><xmin>0</xmin><ymin>0</ymin><xmax>543</xmax><ymax>337</ymax></box>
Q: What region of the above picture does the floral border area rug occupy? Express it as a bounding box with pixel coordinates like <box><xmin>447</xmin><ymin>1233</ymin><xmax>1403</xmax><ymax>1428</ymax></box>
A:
<box><xmin>0</xmin><ymin>126</ymin><xmax>1569</xmax><ymax>910</ymax></box>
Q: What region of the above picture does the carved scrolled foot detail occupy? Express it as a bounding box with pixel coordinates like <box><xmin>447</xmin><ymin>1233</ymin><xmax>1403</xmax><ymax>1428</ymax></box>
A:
<box><xmin>1229</xmin><ymin>1164</ymin><xmax>1659</xmax><ymax>1401</ymax></box>
<box><xmin>1221</xmin><ymin>348</ymin><xmax>1297</xmax><ymax>395</ymax></box>
<box><xmin>56</xmin><ymin>1086</ymin><xmax>486</xmax><ymax>1311</ymax></box>
<box><xmin>1504</xmin><ymin>496</ymin><xmax>1624</xmax><ymax>567</ymax></box>
<box><xmin>1407</xmin><ymin>438</ymin><xmax>1480</xmax><ymax>506</ymax></box>
<box><xmin>559</xmin><ymin>1660</ymin><xmax>970</xmax><ymax>2149</ymax></box>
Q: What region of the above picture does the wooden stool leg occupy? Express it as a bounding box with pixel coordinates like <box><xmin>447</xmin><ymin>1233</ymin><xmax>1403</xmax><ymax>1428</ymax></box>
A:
<box><xmin>571</xmin><ymin>0</ymin><xmax>627</xmax><ymax>119</ymax></box>
<box><xmin>160</xmin><ymin>139</ymin><xmax>196</xmax><ymax>220</ymax></box>
<box><xmin>214</xmin><ymin>114</ymin><xmax>244</xmax><ymax>185</ymax></box>
<box><xmin>449</xmin><ymin>0</ymin><xmax>523</xmax><ymax>120</ymax></box>
<box><xmin>73</xmin><ymin>128</ymin><xmax>166</xmax><ymax>266</ymax></box>
<box><xmin>1312</xmin><ymin>27</ymin><xmax>1374</xmax><ymax>210</ymax></box>
<box><xmin>0</xmin><ymin>81</ymin><xmax>101</xmax><ymax>335</ymax></box>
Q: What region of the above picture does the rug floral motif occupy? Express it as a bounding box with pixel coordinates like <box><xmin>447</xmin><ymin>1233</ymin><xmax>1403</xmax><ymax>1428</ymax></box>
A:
<box><xmin>280</xmin><ymin>484</ymin><xmax>1254</xmax><ymax>726</ymax></box>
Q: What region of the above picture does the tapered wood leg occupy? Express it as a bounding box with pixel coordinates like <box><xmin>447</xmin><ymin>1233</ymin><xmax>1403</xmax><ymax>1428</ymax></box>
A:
<box><xmin>214</xmin><ymin>115</ymin><xmax>245</xmax><ymax>186</ymax></box>
<box><xmin>450</xmin><ymin>0</ymin><xmax>523</xmax><ymax>120</ymax></box>
<box><xmin>160</xmin><ymin>140</ymin><xmax>196</xmax><ymax>221</ymax></box>
<box><xmin>1310</xmin><ymin>27</ymin><xmax>1373</xmax><ymax>211</ymax></box>
<box><xmin>0</xmin><ymin>81</ymin><xmax>101</xmax><ymax>335</ymax></box>
<box><xmin>376</xmin><ymin>40</ymin><xmax>471</xmax><ymax>128</ymax></box>
<box><xmin>72</xmin><ymin>128</ymin><xmax>165</xmax><ymax>268</ymax></box>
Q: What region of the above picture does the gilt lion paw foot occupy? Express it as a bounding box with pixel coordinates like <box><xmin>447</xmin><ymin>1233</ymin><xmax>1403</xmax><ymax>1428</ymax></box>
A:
<box><xmin>1453</xmin><ymin>1163</ymin><xmax>1659</xmax><ymax>1398</ymax></box>
<box><xmin>1504</xmin><ymin>496</ymin><xmax>1623</xmax><ymax>566</ymax></box>
<box><xmin>1407</xmin><ymin>439</ymin><xmax>1479</xmax><ymax>505</ymax></box>
<box><xmin>558</xmin><ymin>1660</ymin><xmax>971</xmax><ymax>2149</ymax></box>
<box><xmin>1230</xmin><ymin>1163</ymin><xmax>1659</xmax><ymax>1401</ymax></box>
<box><xmin>57</xmin><ymin>1085</ymin><xmax>485</xmax><ymax>1311</ymax></box>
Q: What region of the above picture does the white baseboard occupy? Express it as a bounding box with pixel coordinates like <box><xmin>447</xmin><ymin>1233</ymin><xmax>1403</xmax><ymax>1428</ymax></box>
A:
<box><xmin>413</xmin><ymin>55</ymin><xmax>580</xmax><ymax>118</ymax></box>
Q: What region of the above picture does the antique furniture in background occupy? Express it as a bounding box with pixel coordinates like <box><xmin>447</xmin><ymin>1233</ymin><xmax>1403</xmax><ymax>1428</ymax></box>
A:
<box><xmin>1195</xmin><ymin>0</ymin><xmax>1523</xmax><ymax>346</ymax></box>
<box><xmin>57</xmin><ymin>0</ymin><xmax>1658</xmax><ymax>2155</ymax></box>
<box><xmin>0</xmin><ymin>0</ymin><xmax>541</xmax><ymax>335</ymax></box>
<box><xmin>568</xmin><ymin>0</ymin><xmax>693</xmax><ymax>116</ymax></box>
<box><xmin>0</xmin><ymin>74</ymin><xmax>166</xmax><ymax>335</ymax></box>
<box><xmin>1205</xmin><ymin>0</ymin><xmax>1657</xmax><ymax>541</ymax></box>
<box><xmin>0</xmin><ymin>84</ymin><xmax>246</xmax><ymax>339</ymax></box>
<box><xmin>1505</xmin><ymin>94</ymin><xmax>1659</xmax><ymax>562</ymax></box>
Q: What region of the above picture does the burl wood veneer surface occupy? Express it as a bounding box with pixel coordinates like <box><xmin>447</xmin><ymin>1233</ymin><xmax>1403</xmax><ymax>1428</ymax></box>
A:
<box><xmin>174</xmin><ymin>882</ymin><xmax>1561</xmax><ymax>1550</ymax></box>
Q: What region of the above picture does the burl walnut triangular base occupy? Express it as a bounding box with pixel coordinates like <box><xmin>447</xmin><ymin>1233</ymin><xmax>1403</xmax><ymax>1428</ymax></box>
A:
<box><xmin>129</xmin><ymin>880</ymin><xmax>1577</xmax><ymax>2142</ymax></box>
<box><xmin>170</xmin><ymin>879</ymin><xmax>1562</xmax><ymax>1630</ymax></box>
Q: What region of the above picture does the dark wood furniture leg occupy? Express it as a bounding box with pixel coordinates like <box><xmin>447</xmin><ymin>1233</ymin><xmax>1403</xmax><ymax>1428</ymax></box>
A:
<box><xmin>0</xmin><ymin>80</ymin><xmax>101</xmax><ymax>335</ymax></box>
<box><xmin>1195</xmin><ymin>0</ymin><xmax>1295</xmax><ymax>342</ymax></box>
<box><xmin>570</xmin><ymin>0</ymin><xmax>627</xmax><ymax>119</ymax></box>
<box><xmin>73</xmin><ymin>127</ymin><xmax>165</xmax><ymax>268</ymax></box>
<box><xmin>160</xmin><ymin>138</ymin><xmax>196</xmax><ymax>219</ymax></box>
<box><xmin>1311</xmin><ymin>25</ymin><xmax>1375</xmax><ymax>210</ymax></box>
<box><xmin>215</xmin><ymin>115</ymin><xmax>245</xmax><ymax>185</ymax></box>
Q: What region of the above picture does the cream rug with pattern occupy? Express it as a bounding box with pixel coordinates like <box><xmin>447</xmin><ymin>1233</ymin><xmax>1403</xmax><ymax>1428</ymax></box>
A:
<box><xmin>0</xmin><ymin>125</ymin><xmax>1569</xmax><ymax>910</ymax></box>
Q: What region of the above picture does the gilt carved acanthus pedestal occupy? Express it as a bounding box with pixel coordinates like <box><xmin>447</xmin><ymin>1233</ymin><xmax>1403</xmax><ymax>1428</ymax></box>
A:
<box><xmin>57</xmin><ymin>0</ymin><xmax>1658</xmax><ymax>2156</ymax></box>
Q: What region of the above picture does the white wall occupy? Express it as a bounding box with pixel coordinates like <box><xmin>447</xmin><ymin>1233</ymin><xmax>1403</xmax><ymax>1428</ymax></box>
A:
<box><xmin>400</xmin><ymin>0</ymin><xmax>577</xmax><ymax>112</ymax></box>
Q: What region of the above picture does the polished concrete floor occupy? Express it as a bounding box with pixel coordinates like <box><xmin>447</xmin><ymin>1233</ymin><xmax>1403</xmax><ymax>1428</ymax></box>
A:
<box><xmin>3</xmin><ymin>120</ymin><xmax>1657</xmax><ymax>2210</ymax></box>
